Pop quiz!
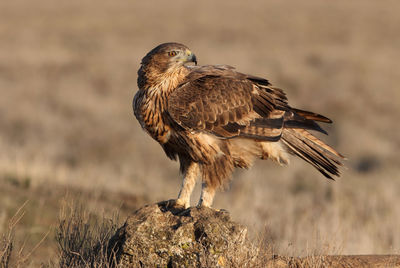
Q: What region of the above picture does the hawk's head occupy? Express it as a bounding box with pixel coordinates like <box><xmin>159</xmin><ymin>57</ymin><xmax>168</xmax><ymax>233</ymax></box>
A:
<box><xmin>140</xmin><ymin>42</ymin><xmax>197</xmax><ymax>74</ymax></box>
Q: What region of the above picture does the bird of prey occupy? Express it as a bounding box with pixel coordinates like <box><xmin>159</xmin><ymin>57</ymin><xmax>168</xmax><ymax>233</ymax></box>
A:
<box><xmin>133</xmin><ymin>42</ymin><xmax>344</xmax><ymax>208</ymax></box>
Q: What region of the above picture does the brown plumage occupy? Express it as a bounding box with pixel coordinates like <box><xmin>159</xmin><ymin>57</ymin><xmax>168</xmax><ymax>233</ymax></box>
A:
<box><xmin>133</xmin><ymin>42</ymin><xmax>344</xmax><ymax>208</ymax></box>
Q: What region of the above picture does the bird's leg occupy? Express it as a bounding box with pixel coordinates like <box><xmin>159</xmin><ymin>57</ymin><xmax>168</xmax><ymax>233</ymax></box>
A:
<box><xmin>176</xmin><ymin>162</ymin><xmax>199</xmax><ymax>208</ymax></box>
<box><xmin>198</xmin><ymin>183</ymin><xmax>216</xmax><ymax>208</ymax></box>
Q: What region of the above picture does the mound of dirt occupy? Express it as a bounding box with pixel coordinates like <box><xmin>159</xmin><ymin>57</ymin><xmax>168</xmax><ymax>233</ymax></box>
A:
<box><xmin>109</xmin><ymin>201</ymin><xmax>250</xmax><ymax>267</ymax></box>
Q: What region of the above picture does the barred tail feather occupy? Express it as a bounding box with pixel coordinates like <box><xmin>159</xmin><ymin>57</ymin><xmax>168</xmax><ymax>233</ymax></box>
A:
<box><xmin>282</xmin><ymin>128</ymin><xmax>344</xmax><ymax>179</ymax></box>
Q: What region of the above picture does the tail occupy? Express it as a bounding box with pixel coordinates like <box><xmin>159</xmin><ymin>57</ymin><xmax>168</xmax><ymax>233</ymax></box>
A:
<box><xmin>282</xmin><ymin>128</ymin><xmax>344</xmax><ymax>179</ymax></box>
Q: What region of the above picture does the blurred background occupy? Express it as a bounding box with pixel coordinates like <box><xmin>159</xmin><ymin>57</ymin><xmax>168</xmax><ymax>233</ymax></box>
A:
<box><xmin>1</xmin><ymin>0</ymin><xmax>399</xmax><ymax>264</ymax></box>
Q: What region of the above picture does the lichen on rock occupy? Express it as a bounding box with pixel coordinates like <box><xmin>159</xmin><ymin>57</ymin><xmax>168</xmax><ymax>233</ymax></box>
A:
<box><xmin>109</xmin><ymin>201</ymin><xmax>249</xmax><ymax>267</ymax></box>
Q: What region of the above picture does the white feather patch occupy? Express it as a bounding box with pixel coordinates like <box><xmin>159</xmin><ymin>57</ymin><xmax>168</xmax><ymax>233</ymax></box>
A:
<box><xmin>260</xmin><ymin>141</ymin><xmax>290</xmax><ymax>165</ymax></box>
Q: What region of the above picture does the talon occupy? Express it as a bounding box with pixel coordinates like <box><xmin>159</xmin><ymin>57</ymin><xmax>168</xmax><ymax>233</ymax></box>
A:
<box><xmin>159</xmin><ymin>199</ymin><xmax>188</xmax><ymax>215</ymax></box>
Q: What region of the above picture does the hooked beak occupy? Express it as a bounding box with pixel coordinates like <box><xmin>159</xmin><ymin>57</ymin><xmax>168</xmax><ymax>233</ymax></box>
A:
<box><xmin>186</xmin><ymin>51</ymin><xmax>197</xmax><ymax>65</ymax></box>
<box><xmin>191</xmin><ymin>53</ymin><xmax>197</xmax><ymax>65</ymax></box>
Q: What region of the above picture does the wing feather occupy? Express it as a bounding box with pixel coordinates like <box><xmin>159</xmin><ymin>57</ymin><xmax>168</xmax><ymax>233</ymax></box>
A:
<box><xmin>168</xmin><ymin>68</ymin><xmax>254</xmax><ymax>135</ymax></box>
<box><xmin>167</xmin><ymin>65</ymin><xmax>334</xmax><ymax>143</ymax></box>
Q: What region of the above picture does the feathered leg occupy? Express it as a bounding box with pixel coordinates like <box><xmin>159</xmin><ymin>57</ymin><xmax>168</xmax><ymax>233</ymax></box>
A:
<box><xmin>198</xmin><ymin>182</ymin><xmax>216</xmax><ymax>207</ymax></box>
<box><xmin>197</xmin><ymin>152</ymin><xmax>234</xmax><ymax>207</ymax></box>
<box><xmin>176</xmin><ymin>161</ymin><xmax>199</xmax><ymax>208</ymax></box>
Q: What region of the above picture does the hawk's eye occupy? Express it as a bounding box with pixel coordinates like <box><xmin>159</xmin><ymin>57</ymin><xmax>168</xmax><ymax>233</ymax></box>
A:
<box><xmin>168</xmin><ymin>51</ymin><xmax>177</xmax><ymax>57</ymax></box>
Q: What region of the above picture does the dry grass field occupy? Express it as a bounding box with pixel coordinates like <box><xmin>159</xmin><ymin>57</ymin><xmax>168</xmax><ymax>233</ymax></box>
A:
<box><xmin>1</xmin><ymin>0</ymin><xmax>400</xmax><ymax>266</ymax></box>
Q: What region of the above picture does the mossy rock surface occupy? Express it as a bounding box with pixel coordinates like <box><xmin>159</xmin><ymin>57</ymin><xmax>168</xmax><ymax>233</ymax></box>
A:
<box><xmin>109</xmin><ymin>201</ymin><xmax>248</xmax><ymax>267</ymax></box>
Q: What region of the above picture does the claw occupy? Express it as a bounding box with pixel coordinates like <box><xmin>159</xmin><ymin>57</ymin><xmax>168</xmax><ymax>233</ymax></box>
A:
<box><xmin>158</xmin><ymin>199</ymin><xmax>189</xmax><ymax>215</ymax></box>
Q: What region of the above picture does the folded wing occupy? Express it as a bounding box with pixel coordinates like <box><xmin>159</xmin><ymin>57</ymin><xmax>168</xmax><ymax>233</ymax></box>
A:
<box><xmin>167</xmin><ymin>65</ymin><xmax>344</xmax><ymax>178</ymax></box>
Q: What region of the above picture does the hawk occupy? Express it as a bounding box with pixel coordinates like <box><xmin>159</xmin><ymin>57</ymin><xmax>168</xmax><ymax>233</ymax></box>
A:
<box><xmin>133</xmin><ymin>42</ymin><xmax>344</xmax><ymax>208</ymax></box>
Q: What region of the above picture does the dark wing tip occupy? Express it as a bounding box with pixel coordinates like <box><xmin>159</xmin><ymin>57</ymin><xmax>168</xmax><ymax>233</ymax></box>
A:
<box><xmin>292</xmin><ymin>108</ymin><xmax>333</xmax><ymax>123</ymax></box>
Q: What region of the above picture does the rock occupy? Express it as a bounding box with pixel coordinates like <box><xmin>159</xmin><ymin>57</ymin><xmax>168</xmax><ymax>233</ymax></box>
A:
<box><xmin>109</xmin><ymin>200</ymin><xmax>249</xmax><ymax>267</ymax></box>
<box><xmin>290</xmin><ymin>255</ymin><xmax>400</xmax><ymax>268</ymax></box>
<box><xmin>108</xmin><ymin>201</ymin><xmax>400</xmax><ymax>267</ymax></box>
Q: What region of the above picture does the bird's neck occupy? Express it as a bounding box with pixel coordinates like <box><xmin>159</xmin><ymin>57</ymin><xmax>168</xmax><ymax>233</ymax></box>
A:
<box><xmin>138</xmin><ymin>65</ymin><xmax>190</xmax><ymax>95</ymax></box>
<box><xmin>140</xmin><ymin>68</ymin><xmax>189</xmax><ymax>115</ymax></box>
<box><xmin>135</xmin><ymin>65</ymin><xmax>190</xmax><ymax>144</ymax></box>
